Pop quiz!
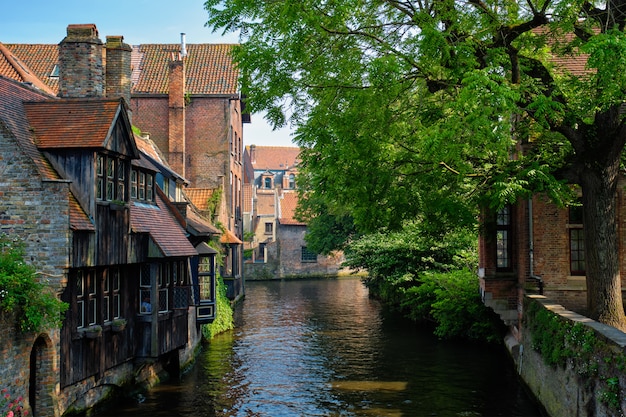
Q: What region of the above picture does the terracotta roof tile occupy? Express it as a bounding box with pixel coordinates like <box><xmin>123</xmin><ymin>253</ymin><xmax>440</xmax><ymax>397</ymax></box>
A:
<box><xmin>3</xmin><ymin>44</ymin><xmax>59</xmax><ymax>94</ymax></box>
<box><xmin>69</xmin><ymin>193</ymin><xmax>95</xmax><ymax>231</ymax></box>
<box><xmin>243</xmin><ymin>183</ymin><xmax>253</xmax><ymax>213</ymax></box>
<box><xmin>248</xmin><ymin>146</ymin><xmax>300</xmax><ymax>171</ymax></box>
<box><xmin>132</xmin><ymin>44</ymin><xmax>239</xmax><ymax>95</ymax></box>
<box><xmin>23</xmin><ymin>99</ymin><xmax>123</xmax><ymax>149</ymax></box>
<box><xmin>186</xmin><ymin>188</ymin><xmax>215</xmax><ymax>211</ymax></box>
<box><xmin>3</xmin><ymin>43</ymin><xmax>239</xmax><ymax>97</ymax></box>
<box><xmin>220</xmin><ymin>228</ymin><xmax>242</xmax><ymax>244</ymax></box>
<box><xmin>0</xmin><ymin>76</ymin><xmax>58</xmax><ymax>180</ymax></box>
<box><xmin>131</xmin><ymin>189</ymin><xmax>197</xmax><ymax>257</ymax></box>
<box><xmin>279</xmin><ymin>191</ymin><xmax>304</xmax><ymax>225</ymax></box>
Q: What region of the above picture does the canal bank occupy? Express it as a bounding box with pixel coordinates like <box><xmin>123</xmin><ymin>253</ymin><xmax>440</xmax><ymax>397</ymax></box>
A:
<box><xmin>96</xmin><ymin>278</ymin><xmax>544</xmax><ymax>417</ymax></box>
<box><xmin>506</xmin><ymin>295</ymin><xmax>626</xmax><ymax>417</ymax></box>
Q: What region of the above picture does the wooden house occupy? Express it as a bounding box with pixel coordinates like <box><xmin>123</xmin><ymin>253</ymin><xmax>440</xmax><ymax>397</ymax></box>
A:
<box><xmin>0</xmin><ymin>24</ymin><xmax>219</xmax><ymax>416</ymax></box>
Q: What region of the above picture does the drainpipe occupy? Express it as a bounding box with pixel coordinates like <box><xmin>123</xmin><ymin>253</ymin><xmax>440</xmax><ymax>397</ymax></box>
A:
<box><xmin>528</xmin><ymin>198</ymin><xmax>544</xmax><ymax>294</ymax></box>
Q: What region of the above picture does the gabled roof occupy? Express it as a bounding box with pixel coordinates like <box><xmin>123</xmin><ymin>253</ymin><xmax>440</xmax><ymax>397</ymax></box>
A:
<box><xmin>0</xmin><ymin>76</ymin><xmax>58</xmax><ymax>180</ymax></box>
<box><xmin>1</xmin><ymin>42</ymin><xmax>239</xmax><ymax>97</ymax></box>
<box><xmin>69</xmin><ymin>193</ymin><xmax>95</xmax><ymax>231</ymax></box>
<box><xmin>132</xmin><ymin>44</ymin><xmax>239</xmax><ymax>95</ymax></box>
<box><xmin>247</xmin><ymin>146</ymin><xmax>300</xmax><ymax>171</ymax></box>
<box><xmin>186</xmin><ymin>188</ymin><xmax>216</xmax><ymax>211</ymax></box>
<box><xmin>130</xmin><ymin>188</ymin><xmax>197</xmax><ymax>257</ymax></box>
<box><xmin>23</xmin><ymin>99</ymin><xmax>139</xmax><ymax>157</ymax></box>
<box><xmin>0</xmin><ymin>43</ymin><xmax>55</xmax><ymax>95</ymax></box>
<box><xmin>278</xmin><ymin>191</ymin><xmax>305</xmax><ymax>226</ymax></box>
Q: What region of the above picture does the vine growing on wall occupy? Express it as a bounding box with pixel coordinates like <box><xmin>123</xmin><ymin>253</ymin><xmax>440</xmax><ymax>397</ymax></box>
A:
<box><xmin>0</xmin><ymin>234</ymin><xmax>68</xmax><ymax>333</ymax></box>
<box><xmin>524</xmin><ymin>298</ymin><xmax>626</xmax><ymax>415</ymax></box>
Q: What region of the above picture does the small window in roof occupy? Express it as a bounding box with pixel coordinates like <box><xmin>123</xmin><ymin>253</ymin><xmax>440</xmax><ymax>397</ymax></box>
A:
<box><xmin>50</xmin><ymin>65</ymin><xmax>59</xmax><ymax>78</ymax></box>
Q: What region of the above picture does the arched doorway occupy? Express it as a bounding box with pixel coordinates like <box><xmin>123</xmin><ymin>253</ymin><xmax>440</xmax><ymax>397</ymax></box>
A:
<box><xmin>29</xmin><ymin>336</ymin><xmax>53</xmax><ymax>417</ymax></box>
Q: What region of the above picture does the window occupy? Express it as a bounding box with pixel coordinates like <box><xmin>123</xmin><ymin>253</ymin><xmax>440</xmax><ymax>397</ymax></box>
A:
<box><xmin>97</xmin><ymin>154</ymin><xmax>127</xmax><ymax>202</ymax></box>
<box><xmin>140</xmin><ymin>264</ymin><xmax>151</xmax><ymax>314</ymax></box>
<box><xmin>288</xmin><ymin>174</ymin><xmax>295</xmax><ymax>189</ymax></box>
<box><xmin>301</xmin><ymin>247</ymin><xmax>317</xmax><ymax>262</ymax></box>
<box><xmin>141</xmin><ymin>262</ymin><xmax>189</xmax><ymax>314</ymax></box>
<box><xmin>569</xmin><ymin>204</ymin><xmax>585</xmax><ymax>275</ymax></box>
<box><xmin>76</xmin><ymin>271</ymin><xmax>85</xmax><ymax>329</ymax></box>
<box><xmin>131</xmin><ymin>169</ymin><xmax>156</xmax><ymax>203</ymax></box>
<box><xmin>131</xmin><ymin>170</ymin><xmax>137</xmax><ymax>199</ymax></box>
<box><xmin>264</xmin><ymin>177</ymin><xmax>272</xmax><ymax>189</ymax></box>
<box><xmin>496</xmin><ymin>206</ymin><xmax>511</xmax><ymax>269</ymax></box>
<box><xmin>265</xmin><ymin>222</ymin><xmax>273</xmax><ymax>235</ymax></box>
<box><xmin>104</xmin><ymin>268</ymin><xmax>121</xmax><ymax>322</ymax></box>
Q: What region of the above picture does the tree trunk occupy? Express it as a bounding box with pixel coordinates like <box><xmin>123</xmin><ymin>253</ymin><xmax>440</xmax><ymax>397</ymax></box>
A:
<box><xmin>581</xmin><ymin>164</ymin><xmax>626</xmax><ymax>331</ymax></box>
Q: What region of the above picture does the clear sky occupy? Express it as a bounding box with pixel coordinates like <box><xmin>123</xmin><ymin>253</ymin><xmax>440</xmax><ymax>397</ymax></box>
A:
<box><xmin>0</xmin><ymin>0</ymin><xmax>296</xmax><ymax>147</ymax></box>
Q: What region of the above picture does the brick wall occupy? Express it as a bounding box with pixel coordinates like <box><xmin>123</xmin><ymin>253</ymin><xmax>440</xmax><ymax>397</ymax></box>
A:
<box><xmin>58</xmin><ymin>24</ymin><xmax>104</xmax><ymax>99</ymax></box>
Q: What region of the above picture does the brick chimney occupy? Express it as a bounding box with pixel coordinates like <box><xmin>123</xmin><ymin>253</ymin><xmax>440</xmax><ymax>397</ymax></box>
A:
<box><xmin>58</xmin><ymin>24</ymin><xmax>104</xmax><ymax>98</ymax></box>
<box><xmin>168</xmin><ymin>53</ymin><xmax>186</xmax><ymax>177</ymax></box>
<box><xmin>105</xmin><ymin>35</ymin><xmax>132</xmax><ymax>105</ymax></box>
<box><xmin>250</xmin><ymin>144</ymin><xmax>256</xmax><ymax>164</ymax></box>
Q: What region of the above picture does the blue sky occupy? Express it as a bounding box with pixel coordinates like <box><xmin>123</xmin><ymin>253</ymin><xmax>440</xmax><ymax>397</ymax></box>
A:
<box><xmin>0</xmin><ymin>0</ymin><xmax>295</xmax><ymax>147</ymax></box>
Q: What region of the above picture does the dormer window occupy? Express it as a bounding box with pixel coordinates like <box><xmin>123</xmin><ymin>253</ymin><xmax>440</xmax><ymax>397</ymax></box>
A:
<box><xmin>264</xmin><ymin>177</ymin><xmax>272</xmax><ymax>189</ymax></box>
<box><xmin>97</xmin><ymin>154</ymin><xmax>127</xmax><ymax>202</ymax></box>
<box><xmin>131</xmin><ymin>167</ymin><xmax>156</xmax><ymax>203</ymax></box>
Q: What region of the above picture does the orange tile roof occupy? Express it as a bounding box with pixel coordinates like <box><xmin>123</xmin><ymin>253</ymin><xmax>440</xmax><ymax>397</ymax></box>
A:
<box><xmin>220</xmin><ymin>228</ymin><xmax>242</xmax><ymax>244</ymax></box>
<box><xmin>23</xmin><ymin>99</ymin><xmax>123</xmax><ymax>149</ymax></box>
<box><xmin>131</xmin><ymin>188</ymin><xmax>197</xmax><ymax>257</ymax></box>
<box><xmin>186</xmin><ymin>188</ymin><xmax>216</xmax><ymax>211</ymax></box>
<box><xmin>132</xmin><ymin>44</ymin><xmax>239</xmax><ymax>95</ymax></box>
<box><xmin>0</xmin><ymin>76</ymin><xmax>59</xmax><ymax>180</ymax></box>
<box><xmin>1</xmin><ymin>43</ymin><xmax>58</xmax><ymax>94</ymax></box>
<box><xmin>279</xmin><ymin>191</ymin><xmax>305</xmax><ymax>225</ymax></box>
<box><xmin>2</xmin><ymin>43</ymin><xmax>239</xmax><ymax>96</ymax></box>
<box><xmin>243</xmin><ymin>183</ymin><xmax>253</xmax><ymax>213</ymax></box>
<box><xmin>69</xmin><ymin>193</ymin><xmax>95</xmax><ymax>231</ymax></box>
<box><xmin>248</xmin><ymin>146</ymin><xmax>300</xmax><ymax>171</ymax></box>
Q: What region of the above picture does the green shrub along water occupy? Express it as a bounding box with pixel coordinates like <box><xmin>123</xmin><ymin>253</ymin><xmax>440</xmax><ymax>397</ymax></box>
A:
<box><xmin>344</xmin><ymin>222</ymin><xmax>505</xmax><ymax>343</ymax></box>
<box><xmin>201</xmin><ymin>275</ymin><xmax>234</xmax><ymax>340</ymax></box>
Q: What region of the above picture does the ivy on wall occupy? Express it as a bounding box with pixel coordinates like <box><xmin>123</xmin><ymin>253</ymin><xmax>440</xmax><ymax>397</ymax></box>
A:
<box><xmin>524</xmin><ymin>298</ymin><xmax>626</xmax><ymax>413</ymax></box>
<box><xmin>0</xmin><ymin>234</ymin><xmax>68</xmax><ymax>333</ymax></box>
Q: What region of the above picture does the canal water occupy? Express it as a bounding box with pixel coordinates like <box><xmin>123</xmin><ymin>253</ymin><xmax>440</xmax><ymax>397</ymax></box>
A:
<box><xmin>98</xmin><ymin>278</ymin><xmax>544</xmax><ymax>417</ymax></box>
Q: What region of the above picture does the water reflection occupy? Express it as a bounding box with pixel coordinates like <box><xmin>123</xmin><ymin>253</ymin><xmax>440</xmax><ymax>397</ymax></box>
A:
<box><xmin>97</xmin><ymin>278</ymin><xmax>544</xmax><ymax>417</ymax></box>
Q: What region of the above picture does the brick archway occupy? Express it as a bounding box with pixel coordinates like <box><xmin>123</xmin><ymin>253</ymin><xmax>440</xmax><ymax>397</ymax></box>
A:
<box><xmin>29</xmin><ymin>335</ymin><xmax>54</xmax><ymax>417</ymax></box>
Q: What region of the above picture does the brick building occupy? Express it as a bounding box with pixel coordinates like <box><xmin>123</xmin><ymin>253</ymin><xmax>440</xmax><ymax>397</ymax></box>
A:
<box><xmin>0</xmin><ymin>24</ymin><xmax>220</xmax><ymax>416</ymax></box>
<box><xmin>2</xmin><ymin>33</ymin><xmax>246</xmax><ymax>301</ymax></box>
<box><xmin>242</xmin><ymin>145</ymin><xmax>345</xmax><ymax>279</ymax></box>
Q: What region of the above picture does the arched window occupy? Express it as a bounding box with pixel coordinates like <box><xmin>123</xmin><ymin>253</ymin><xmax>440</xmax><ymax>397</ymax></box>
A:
<box><xmin>264</xmin><ymin>177</ymin><xmax>272</xmax><ymax>189</ymax></box>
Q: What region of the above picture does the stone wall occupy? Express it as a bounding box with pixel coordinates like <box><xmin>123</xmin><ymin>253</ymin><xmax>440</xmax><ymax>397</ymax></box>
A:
<box><xmin>509</xmin><ymin>295</ymin><xmax>626</xmax><ymax>417</ymax></box>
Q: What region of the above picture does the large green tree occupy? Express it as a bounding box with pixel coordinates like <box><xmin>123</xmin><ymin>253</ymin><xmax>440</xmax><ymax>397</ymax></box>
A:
<box><xmin>206</xmin><ymin>0</ymin><xmax>626</xmax><ymax>329</ymax></box>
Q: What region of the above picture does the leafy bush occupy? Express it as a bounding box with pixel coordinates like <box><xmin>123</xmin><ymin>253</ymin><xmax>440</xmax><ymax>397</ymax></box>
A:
<box><xmin>346</xmin><ymin>222</ymin><xmax>504</xmax><ymax>343</ymax></box>
<box><xmin>0</xmin><ymin>234</ymin><xmax>68</xmax><ymax>332</ymax></box>
<box><xmin>403</xmin><ymin>270</ymin><xmax>506</xmax><ymax>343</ymax></box>
<box><xmin>201</xmin><ymin>275</ymin><xmax>234</xmax><ymax>340</ymax></box>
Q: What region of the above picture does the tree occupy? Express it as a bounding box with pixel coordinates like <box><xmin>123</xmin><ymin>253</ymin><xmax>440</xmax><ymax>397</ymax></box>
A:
<box><xmin>206</xmin><ymin>0</ymin><xmax>626</xmax><ymax>329</ymax></box>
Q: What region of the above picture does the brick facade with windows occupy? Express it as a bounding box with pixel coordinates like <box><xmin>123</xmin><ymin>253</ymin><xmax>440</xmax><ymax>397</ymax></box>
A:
<box><xmin>480</xmin><ymin>188</ymin><xmax>626</xmax><ymax>328</ymax></box>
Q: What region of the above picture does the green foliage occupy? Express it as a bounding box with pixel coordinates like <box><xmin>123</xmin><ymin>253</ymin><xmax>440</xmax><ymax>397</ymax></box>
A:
<box><xmin>206</xmin><ymin>0</ymin><xmax>626</xmax><ymax>324</ymax></box>
<box><xmin>404</xmin><ymin>270</ymin><xmax>506</xmax><ymax>343</ymax></box>
<box><xmin>201</xmin><ymin>275</ymin><xmax>234</xmax><ymax>340</ymax></box>
<box><xmin>345</xmin><ymin>222</ymin><xmax>503</xmax><ymax>342</ymax></box>
<box><xmin>0</xmin><ymin>234</ymin><xmax>68</xmax><ymax>333</ymax></box>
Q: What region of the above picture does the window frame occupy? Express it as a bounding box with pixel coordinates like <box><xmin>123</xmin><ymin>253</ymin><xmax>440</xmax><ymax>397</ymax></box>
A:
<box><xmin>495</xmin><ymin>206</ymin><xmax>512</xmax><ymax>271</ymax></box>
